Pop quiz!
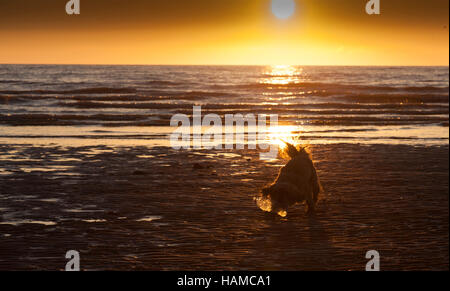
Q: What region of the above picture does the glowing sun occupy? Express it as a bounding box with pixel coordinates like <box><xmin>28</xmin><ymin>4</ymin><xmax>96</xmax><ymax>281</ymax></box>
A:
<box><xmin>271</xmin><ymin>0</ymin><xmax>296</xmax><ymax>19</ymax></box>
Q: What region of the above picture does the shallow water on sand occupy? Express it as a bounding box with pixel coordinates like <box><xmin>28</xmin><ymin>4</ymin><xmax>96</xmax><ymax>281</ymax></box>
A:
<box><xmin>0</xmin><ymin>143</ymin><xmax>448</xmax><ymax>270</ymax></box>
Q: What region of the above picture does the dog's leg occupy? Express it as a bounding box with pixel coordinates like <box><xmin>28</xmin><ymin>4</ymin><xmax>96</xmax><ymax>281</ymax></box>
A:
<box><xmin>306</xmin><ymin>193</ymin><xmax>316</xmax><ymax>214</ymax></box>
<box><xmin>311</xmin><ymin>168</ymin><xmax>320</xmax><ymax>204</ymax></box>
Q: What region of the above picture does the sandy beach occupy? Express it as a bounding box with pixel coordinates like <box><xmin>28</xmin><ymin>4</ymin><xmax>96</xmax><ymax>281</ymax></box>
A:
<box><xmin>0</xmin><ymin>143</ymin><xmax>448</xmax><ymax>270</ymax></box>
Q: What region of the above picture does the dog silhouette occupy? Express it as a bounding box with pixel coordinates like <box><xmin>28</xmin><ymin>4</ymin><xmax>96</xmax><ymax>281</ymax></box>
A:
<box><xmin>258</xmin><ymin>143</ymin><xmax>321</xmax><ymax>216</ymax></box>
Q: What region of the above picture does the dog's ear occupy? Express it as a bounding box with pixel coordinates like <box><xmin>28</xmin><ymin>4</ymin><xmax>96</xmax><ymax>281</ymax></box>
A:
<box><xmin>283</xmin><ymin>142</ymin><xmax>300</xmax><ymax>159</ymax></box>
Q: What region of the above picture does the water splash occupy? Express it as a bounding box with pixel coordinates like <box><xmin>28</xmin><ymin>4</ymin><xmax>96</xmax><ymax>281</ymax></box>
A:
<box><xmin>277</xmin><ymin>210</ymin><xmax>287</xmax><ymax>217</ymax></box>
<box><xmin>255</xmin><ymin>195</ymin><xmax>272</xmax><ymax>212</ymax></box>
<box><xmin>254</xmin><ymin>195</ymin><xmax>287</xmax><ymax>217</ymax></box>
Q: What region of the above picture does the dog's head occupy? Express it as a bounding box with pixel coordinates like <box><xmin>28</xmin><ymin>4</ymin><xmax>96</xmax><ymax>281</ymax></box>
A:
<box><xmin>261</xmin><ymin>183</ymin><xmax>301</xmax><ymax>211</ymax></box>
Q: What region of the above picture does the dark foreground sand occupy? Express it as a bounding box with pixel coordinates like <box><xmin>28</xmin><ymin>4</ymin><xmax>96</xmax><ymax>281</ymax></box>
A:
<box><xmin>0</xmin><ymin>143</ymin><xmax>448</xmax><ymax>270</ymax></box>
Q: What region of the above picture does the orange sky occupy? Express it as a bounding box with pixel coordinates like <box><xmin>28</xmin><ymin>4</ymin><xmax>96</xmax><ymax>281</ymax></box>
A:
<box><xmin>0</xmin><ymin>0</ymin><xmax>448</xmax><ymax>65</ymax></box>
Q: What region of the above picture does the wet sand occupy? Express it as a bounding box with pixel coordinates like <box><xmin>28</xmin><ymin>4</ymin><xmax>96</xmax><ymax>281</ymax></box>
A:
<box><xmin>0</xmin><ymin>143</ymin><xmax>448</xmax><ymax>270</ymax></box>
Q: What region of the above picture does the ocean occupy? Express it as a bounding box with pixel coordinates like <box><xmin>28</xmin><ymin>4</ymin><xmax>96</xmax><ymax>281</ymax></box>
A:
<box><xmin>0</xmin><ymin>65</ymin><xmax>448</xmax><ymax>147</ymax></box>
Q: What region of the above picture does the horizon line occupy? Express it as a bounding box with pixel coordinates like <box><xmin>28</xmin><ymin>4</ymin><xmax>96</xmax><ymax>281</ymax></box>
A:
<box><xmin>0</xmin><ymin>63</ymin><xmax>449</xmax><ymax>67</ymax></box>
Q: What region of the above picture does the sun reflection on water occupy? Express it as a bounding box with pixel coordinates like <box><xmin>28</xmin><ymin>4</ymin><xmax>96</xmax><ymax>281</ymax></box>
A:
<box><xmin>266</xmin><ymin>125</ymin><xmax>303</xmax><ymax>150</ymax></box>
<box><xmin>261</xmin><ymin>65</ymin><xmax>304</xmax><ymax>85</ymax></box>
<box><xmin>260</xmin><ymin>66</ymin><xmax>307</xmax><ymax>150</ymax></box>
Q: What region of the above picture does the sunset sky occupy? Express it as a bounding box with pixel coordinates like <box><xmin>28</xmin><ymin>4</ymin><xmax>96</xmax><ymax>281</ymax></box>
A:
<box><xmin>0</xmin><ymin>0</ymin><xmax>448</xmax><ymax>65</ymax></box>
